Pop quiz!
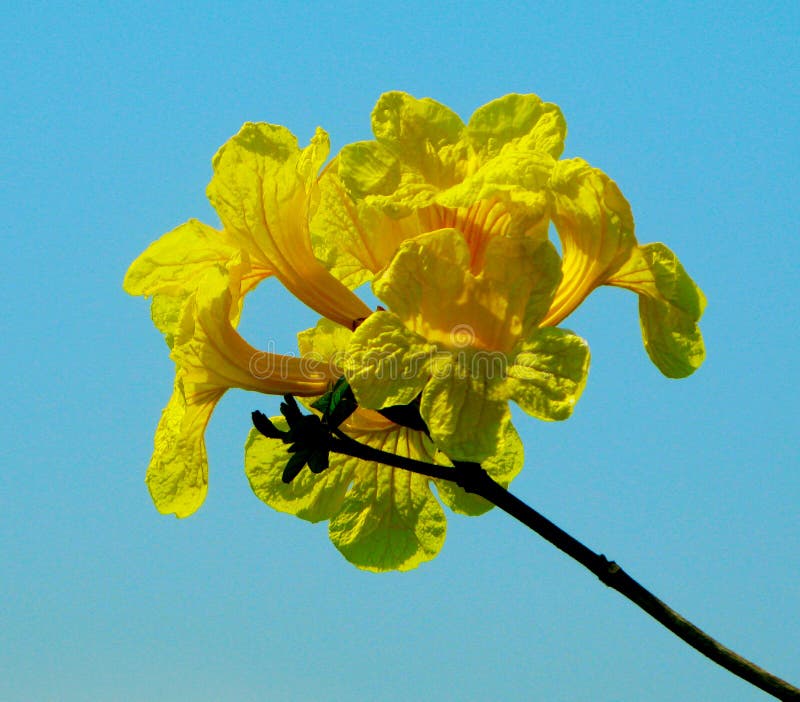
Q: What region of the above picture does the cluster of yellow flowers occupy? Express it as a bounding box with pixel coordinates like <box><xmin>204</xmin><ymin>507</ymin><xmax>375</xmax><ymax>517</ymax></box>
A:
<box><xmin>125</xmin><ymin>92</ymin><xmax>705</xmax><ymax>571</ymax></box>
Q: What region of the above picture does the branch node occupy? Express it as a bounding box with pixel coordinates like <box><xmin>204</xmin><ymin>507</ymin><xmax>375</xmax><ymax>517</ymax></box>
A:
<box><xmin>595</xmin><ymin>554</ymin><xmax>622</xmax><ymax>586</ymax></box>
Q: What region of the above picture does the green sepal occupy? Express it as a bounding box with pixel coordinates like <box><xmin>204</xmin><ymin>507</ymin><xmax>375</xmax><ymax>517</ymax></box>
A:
<box><xmin>311</xmin><ymin>376</ymin><xmax>358</xmax><ymax>429</ymax></box>
<box><xmin>307</xmin><ymin>447</ymin><xmax>330</xmax><ymax>474</ymax></box>
<box><xmin>283</xmin><ymin>450</ymin><xmax>310</xmax><ymax>483</ymax></box>
<box><xmin>252</xmin><ymin>396</ymin><xmax>332</xmax><ymax>484</ymax></box>
<box><xmin>251</xmin><ymin>410</ymin><xmax>288</xmax><ymax>441</ymax></box>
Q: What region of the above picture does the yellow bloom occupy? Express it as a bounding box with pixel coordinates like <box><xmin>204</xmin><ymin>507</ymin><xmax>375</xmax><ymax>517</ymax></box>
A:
<box><xmin>125</xmin><ymin>124</ymin><xmax>367</xmax><ymax>516</ymax></box>
<box><xmin>126</xmin><ymin>95</ymin><xmax>706</xmax><ymax>571</ymax></box>
<box><xmin>140</xmin><ymin>262</ymin><xmax>334</xmax><ymax>518</ymax></box>
<box><xmin>344</xmin><ymin>229</ymin><xmax>590</xmax><ymax>462</ymax></box>
<box><xmin>317</xmin><ymin>91</ymin><xmax>705</xmax><ymax>378</ymax></box>
<box><xmin>205</xmin><ymin>123</ymin><xmax>370</xmax><ymax>328</ymax></box>
<box><xmin>245</xmin><ymin>319</ymin><xmax>524</xmax><ymax>571</ymax></box>
<box><xmin>542</xmin><ymin>159</ymin><xmax>706</xmax><ymax>378</ymax></box>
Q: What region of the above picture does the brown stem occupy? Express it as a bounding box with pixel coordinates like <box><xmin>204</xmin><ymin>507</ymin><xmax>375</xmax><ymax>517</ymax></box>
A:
<box><xmin>329</xmin><ymin>432</ymin><xmax>800</xmax><ymax>701</ymax></box>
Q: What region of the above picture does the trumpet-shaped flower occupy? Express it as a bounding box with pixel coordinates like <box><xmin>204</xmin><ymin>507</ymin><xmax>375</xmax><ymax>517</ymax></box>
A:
<box><xmin>125</xmin><ymin>123</ymin><xmax>369</xmax><ymax>345</ymax></box>
<box><xmin>315</xmin><ymin>91</ymin><xmax>705</xmax><ymax>378</ymax></box>
<box><xmin>344</xmin><ymin>229</ymin><xmax>591</xmax><ymax>462</ymax></box>
<box><xmin>124</xmin><ymin>124</ymin><xmax>366</xmax><ymax>516</ymax></box>
<box><xmin>244</xmin><ymin>319</ymin><xmax>524</xmax><ymax>571</ymax></box>
<box><xmin>205</xmin><ymin>123</ymin><xmax>370</xmax><ymax>327</ymax></box>
<box><xmin>139</xmin><ymin>263</ymin><xmax>334</xmax><ymax>517</ymax></box>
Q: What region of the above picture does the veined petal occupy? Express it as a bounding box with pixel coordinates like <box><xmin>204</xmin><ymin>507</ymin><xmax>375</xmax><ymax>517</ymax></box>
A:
<box><xmin>206</xmin><ymin>123</ymin><xmax>370</xmax><ymax>327</ymax></box>
<box><xmin>147</xmin><ymin>270</ymin><xmax>265</xmax><ymax>350</ymax></box>
<box><xmin>542</xmin><ymin>158</ymin><xmax>636</xmax><ymax>326</ymax></box>
<box><xmin>608</xmin><ymin>243</ymin><xmax>706</xmax><ymax>377</ymax></box>
<box><xmin>311</xmin><ymin>168</ymin><xmax>417</xmax><ymax>288</ymax></box>
<box><xmin>371</xmin><ymin>228</ymin><xmax>561</xmax><ymax>352</ymax></box>
<box><xmin>336</xmin><ymin>140</ymin><xmax>401</xmax><ymax>201</ymax></box>
<box><xmin>145</xmin><ymin>378</ymin><xmax>223</xmax><ymax>518</ymax></box>
<box><xmin>124</xmin><ymin>219</ymin><xmax>240</xmax><ymax>297</ymax></box>
<box><xmin>480</xmin><ymin>235</ymin><xmax>562</xmax><ymax>337</ymax></box>
<box><xmin>372</xmin><ymin>91</ymin><xmax>468</xmax><ymax>186</ymax></box>
<box><xmin>337</xmin><ymin>93</ymin><xmax>471</xmax><ymax>217</ymax></box>
<box><xmin>420</xmin><ymin>361</ymin><xmax>511</xmax><ymax>462</ymax></box>
<box><xmin>123</xmin><ymin>219</ymin><xmax>267</xmax><ymax>346</ymax></box>
<box><xmin>172</xmin><ymin>265</ymin><xmax>334</xmax><ymax>398</ymax></box>
<box><xmin>297</xmin><ymin>315</ymin><xmax>352</xmax><ymax>374</ymax></box>
<box><xmin>502</xmin><ymin>328</ymin><xmax>591</xmax><ymax>421</ymax></box>
<box><xmin>434</xmin><ymin>150</ymin><xmax>554</xmax><ymax>237</ymax></box>
<box><xmin>419</xmin><ymin>200</ymin><xmax>512</xmax><ymax>273</ymax></box>
<box><xmin>246</xmin><ymin>417</ymin><xmax>447</xmax><ymax>572</ymax></box>
<box><xmin>327</xmin><ymin>425</ymin><xmax>446</xmax><ymax>572</ymax></box>
<box><xmin>345</xmin><ymin>311</ymin><xmax>433</xmax><ymax>410</ymax></box>
<box><xmin>466</xmin><ymin>93</ymin><xmax>567</xmax><ymax>160</ymax></box>
<box><xmin>149</xmin><ymin>294</ymin><xmax>187</xmax><ymax>348</ymax></box>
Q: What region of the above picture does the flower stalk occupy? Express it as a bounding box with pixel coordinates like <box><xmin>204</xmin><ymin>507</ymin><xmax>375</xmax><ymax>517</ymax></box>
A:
<box><xmin>327</xmin><ymin>428</ymin><xmax>800</xmax><ymax>701</ymax></box>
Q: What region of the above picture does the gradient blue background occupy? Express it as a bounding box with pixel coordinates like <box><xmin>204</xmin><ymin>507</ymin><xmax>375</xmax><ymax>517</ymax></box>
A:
<box><xmin>2</xmin><ymin>2</ymin><xmax>798</xmax><ymax>700</ymax></box>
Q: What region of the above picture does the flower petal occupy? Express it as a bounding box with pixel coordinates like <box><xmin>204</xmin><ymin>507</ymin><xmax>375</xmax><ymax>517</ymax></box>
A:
<box><xmin>327</xmin><ymin>426</ymin><xmax>447</xmax><ymax>572</ymax></box>
<box><xmin>124</xmin><ymin>219</ymin><xmax>239</xmax><ymax>297</ymax></box>
<box><xmin>336</xmin><ymin>141</ymin><xmax>401</xmax><ymax>201</ymax></box>
<box><xmin>337</xmin><ymin>92</ymin><xmax>471</xmax><ymax>216</ymax></box>
<box><xmin>206</xmin><ymin>123</ymin><xmax>370</xmax><ymax>327</ymax></box>
<box><xmin>434</xmin><ymin>150</ymin><xmax>554</xmax><ymax>236</ymax></box>
<box><xmin>297</xmin><ymin>316</ymin><xmax>352</xmax><ymax>374</ymax></box>
<box><xmin>245</xmin><ymin>419</ymin><xmax>355</xmax><ymax>522</ymax></box>
<box><xmin>247</xmin><ymin>416</ymin><xmax>447</xmax><ymax>571</ymax></box>
<box><xmin>145</xmin><ymin>379</ymin><xmax>223</xmax><ymax>518</ymax></box>
<box><xmin>466</xmin><ymin>93</ymin><xmax>567</xmax><ymax>160</ymax></box>
<box><xmin>345</xmin><ymin>311</ymin><xmax>433</xmax><ymax>410</ymax></box>
<box><xmin>502</xmin><ymin>327</ymin><xmax>591</xmax><ymax>421</ymax></box>
<box><xmin>543</xmin><ymin>158</ymin><xmax>636</xmax><ymax>326</ymax></box>
<box><xmin>123</xmin><ymin>219</ymin><xmax>266</xmax><ymax>346</ymax></box>
<box><xmin>608</xmin><ymin>243</ymin><xmax>706</xmax><ymax>377</ymax></box>
<box><xmin>371</xmin><ymin>91</ymin><xmax>467</xmax><ymax>185</ymax></box>
<box><xmin>480</xmin><ymin>235</ymin><xmax>562</xmax><ymax>336</ymax></box>
<box><xmin>311</xmin><ymin>168</ymin><xmax>416</xmax><ymax>288</ymax></box>
<box><xmin>419</xmin><ymin>361</ymin><xmax>511</xmax><ymax>462</ymax></box>
<box><xmin>371</xmin><ymin>228</ymin><xmax>561</xmax><ymax>351</ymax></box>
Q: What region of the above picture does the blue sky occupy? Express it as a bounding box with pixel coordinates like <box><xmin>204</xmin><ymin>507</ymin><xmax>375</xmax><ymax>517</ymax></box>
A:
<box><xmin>2</xmin><ymin>2</ymin><xmax>798</xmax><ymax>700</ymax></box>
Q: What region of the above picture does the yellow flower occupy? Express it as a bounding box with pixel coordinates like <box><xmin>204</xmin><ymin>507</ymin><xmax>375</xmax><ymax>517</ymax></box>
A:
<box><xmin>542</xmin><ymin>159</ymin><xmax>706</xmax><ymax>378</ymax></box>
<box><xmin>125</xmin><ymin>95</ymin><xmax>706</xmax><ymax>571</ymax></box>
<box><xmin>147</xmin><ymin>264</ymin><xmax>336</xmax><ymax>517</ymax></box>
<box><xmin>124</xmin><ymin>124</ymin><xmax>367</xmax><ymax>516</ymax></box>
<box><xmin>316</xmin><ymin>91</ymin><xmax>705</xmax><ymax>378</ymax></box>
<box><xmin>244</xmin><ymin>319</ymin><xmax>524</xmax><ymax>571</ymax></box>
<box><xmin>205</xmin><ymin>123</ymin><xmax>370</xmax><ymax>328</ymax></box>
<box><xmin>344</xmin><ymin>229</ymin><xmax>590</xmax><ymax>462</ymax></box>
